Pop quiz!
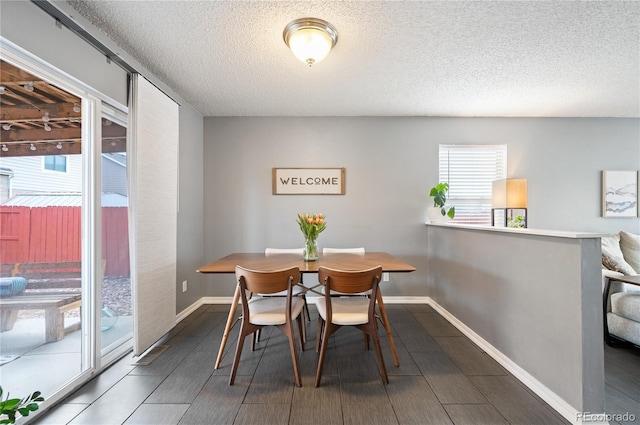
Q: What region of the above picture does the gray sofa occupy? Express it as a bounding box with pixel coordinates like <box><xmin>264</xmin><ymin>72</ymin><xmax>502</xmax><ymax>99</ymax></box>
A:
<box><xmin>601</xmin><ymin>231</ymin><xmax>640</xmax><ymax>346</ymax></box>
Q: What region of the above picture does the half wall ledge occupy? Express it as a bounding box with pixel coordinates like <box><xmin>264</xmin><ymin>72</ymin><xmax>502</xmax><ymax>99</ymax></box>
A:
<box><xmin>426</xmin><ymin>222</ymin><xmax>604</xmax><ymax>423</ymax></box>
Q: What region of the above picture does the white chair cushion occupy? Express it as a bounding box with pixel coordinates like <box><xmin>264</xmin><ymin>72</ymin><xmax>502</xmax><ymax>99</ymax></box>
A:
<box><xmin>610</xmin><ymin>292</ymin><xmax>640</xmax><ymax>323</ymax></box>
<box><xmin>248</xmin><ymin>296</ymin><xmax>304</xmax><ymax>326</ymax></box>
<box><xmin>316</xmin><ymin>297</ymin><xmax>370</xmax><ymax>326</ymax></box>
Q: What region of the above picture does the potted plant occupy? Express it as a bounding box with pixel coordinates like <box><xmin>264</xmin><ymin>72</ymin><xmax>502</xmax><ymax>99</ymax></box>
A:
<box><xmin>0</xmin><ymin>386</ymin><xmax>43</xmax><ymax>424</ymax></box>
<box><xmin>296</xmin><ymin>213</ymin><xmax>326</xmax><ymax>261</ymax></box>
<box><xmin>427</xmin><ymin>183</ymin><xmax>455</xmax><ymax>222</ymax></box>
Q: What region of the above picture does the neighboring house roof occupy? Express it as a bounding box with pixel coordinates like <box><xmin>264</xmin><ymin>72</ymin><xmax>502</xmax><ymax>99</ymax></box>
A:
<box><xmin>103</xmin><ymin>153</ymin><xmax>127</xmax><ymax>167</ymax></box>
<box><xmin>2</xmin><ymin>193</ymin><xmax>128</xmax><ymax>207</ymax></box>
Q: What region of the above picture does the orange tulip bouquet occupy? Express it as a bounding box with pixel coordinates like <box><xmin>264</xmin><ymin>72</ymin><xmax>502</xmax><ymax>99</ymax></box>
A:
<box><xmin>296</xmin><ymin>213</ymin><xmax>326</xmax><ymax>261</ymax></box>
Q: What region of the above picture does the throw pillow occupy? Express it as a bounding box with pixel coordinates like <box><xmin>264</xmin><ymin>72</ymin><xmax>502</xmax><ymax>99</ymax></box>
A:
<box><xmin>619</xmin><ymin>231</ymin><xmax>640</xmax><ymax>273</ymax></box>
<box><xmin>601</xmin><ymin>234</ymin><xmax>637</xmax><ymax>275</ymax></box>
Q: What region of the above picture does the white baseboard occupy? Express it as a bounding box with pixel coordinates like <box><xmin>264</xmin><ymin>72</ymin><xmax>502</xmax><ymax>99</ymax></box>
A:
<box><xmin>425</xmin><ymin>297</ymin><xmax>606</xmax><ymax>425</ymax></box>
<box><xmin>175</xmin><ymin>295</ymin><xmax>603</xmax><ymax>425</ymax></box>
<box><xmin>181</xmin><ymin>296</ymin><xmax>431</xmax><ymax>309</ymax></box>
<box><xmin>175</xmin><ymin>297</ymin><xmax>206</xmax><ymax>323</ymax></box>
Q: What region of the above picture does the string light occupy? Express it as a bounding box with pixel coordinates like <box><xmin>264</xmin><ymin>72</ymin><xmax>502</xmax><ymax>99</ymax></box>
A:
<box><xmin>1</xmin><ymin>144</ymin><xmax>7</xmax><ymax>152</ymax></box>
<box><xmin>43</xmin><ymin>123</ymin><xmax>51</xmax><ymax>132</ymax></box>
<box><xmin>0</xmin><ymin>86</ymin><xmax>5</xmax><ymax>95</ymax></box>
<box><xmin>29</xmin><ymin>143</ymin><xmax>36</xmax><ymax>151</ymax></box>
<box><xmin>73</xmin><ymin>103</ymin><xmax>81</xmax><ymax>113</ymax></box>
<box><xmin>24</xmin><ymin>81</ymin><xmax>34</xmax><ymax>92</ymax></box>
<box><xmin>56</xmin><ymin>142</ymin><xmax>63</xmax><ymax>150</ymax></box>
<box><xmin>2</xmin><ymin>124</ymin><xmax>11</xmax><ymax>131</ymax></box>
<box><xmin>42</xmin><ymin>112</ymin><xmax>50</xmax><ymax>122</ymax></box>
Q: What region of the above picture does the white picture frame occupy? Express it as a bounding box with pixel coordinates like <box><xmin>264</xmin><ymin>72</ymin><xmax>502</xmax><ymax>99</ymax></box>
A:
<box><xmin>602</xmin><ymin>170</ymin><xmax>638</xmax><ymax>217</ymax></box>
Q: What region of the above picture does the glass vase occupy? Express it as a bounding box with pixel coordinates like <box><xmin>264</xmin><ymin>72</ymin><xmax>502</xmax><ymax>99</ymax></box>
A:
<box><xmin>303</xmin><ymin>237</ymin><xmax>319</xmax><ymax>261</ymax></box>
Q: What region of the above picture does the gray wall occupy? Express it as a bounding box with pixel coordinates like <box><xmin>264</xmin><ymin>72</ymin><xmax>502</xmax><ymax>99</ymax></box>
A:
<box><xmin>176</xmin><ymin>103</ymin><xmax>204</xmax><ymax>313</ymax></box>
<box><xmin>202</xmin><ymin>117</ymin><xmax>639</xmax><ymax>297</ymax></box>
<box><xmin>427</xmin><ymin>224</ymin><xmax>603</xmax><ymax>414</ymax></box>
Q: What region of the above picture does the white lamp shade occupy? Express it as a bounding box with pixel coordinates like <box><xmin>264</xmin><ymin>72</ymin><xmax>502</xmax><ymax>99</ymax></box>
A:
<box><xmin>283</xmin><ymin>18</ymin><xmax>338</xmax><ymax>66</ymax></box>
<box><xmin>288</xmin><ymin>28</ymin><xmax>333</xmax><ymax>65</ymax></box>
<box><xmin>492</xmin><ymin>179</ymin><xmax>528</xmax><ymax>208</ymax></box>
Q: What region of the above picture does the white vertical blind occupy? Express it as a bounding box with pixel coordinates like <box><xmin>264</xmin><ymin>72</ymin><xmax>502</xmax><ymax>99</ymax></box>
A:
<box><xmin>439</xmin><ymin>144</ymin><xmax>507</xmax><ymax>225</ymax></box>
<box><xmin>129</xmin><ymin>75</ymin><xmax>179</xmax><ymax>355</ymax></box>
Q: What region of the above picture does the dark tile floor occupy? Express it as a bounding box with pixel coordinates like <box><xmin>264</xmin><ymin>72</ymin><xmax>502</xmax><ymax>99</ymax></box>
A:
<box><xmin>33</xmin><ymin>303</ymin><xmax>638</xmax><ymax>425</ymax></box>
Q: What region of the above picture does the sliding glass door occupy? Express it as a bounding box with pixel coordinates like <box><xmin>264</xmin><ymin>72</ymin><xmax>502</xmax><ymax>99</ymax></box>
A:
<box><xmin>100</xmin><ymin>106</ymin><xmax>132</xmax><ymax>357</ymax></box>
<box><xmin>0</xmin><ymin>45</ymin><xmax>131</xmax><ymax>415</ymax></box>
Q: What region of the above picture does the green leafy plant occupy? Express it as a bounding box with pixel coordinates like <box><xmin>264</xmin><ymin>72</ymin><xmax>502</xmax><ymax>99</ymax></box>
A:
<box><xmin>429</xmin><ymin>183</ymin><xmax>455</xmax><ymax>219</ymax></box>
<box><xmin>0</xmin><ymin>386</ymin><xmax>44</xmax><ymax>424</ymax></box>
<box><xmin>507</xmin><ymin>214</ymin><xmax>525</xmax><ymax>228</ymax></box>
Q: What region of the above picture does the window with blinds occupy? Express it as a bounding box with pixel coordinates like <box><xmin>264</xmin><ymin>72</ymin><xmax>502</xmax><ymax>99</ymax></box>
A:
<box><xmin>438</xmin><ymin>144</ymin><xmax>507</xmax><ymax>225</ymax></box>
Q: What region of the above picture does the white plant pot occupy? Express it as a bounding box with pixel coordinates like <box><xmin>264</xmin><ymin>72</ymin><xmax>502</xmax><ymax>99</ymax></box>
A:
<box><xmin>427</xmin><ymin>207</ymin><xmax>448</xmax><ymax>223</ymax></box>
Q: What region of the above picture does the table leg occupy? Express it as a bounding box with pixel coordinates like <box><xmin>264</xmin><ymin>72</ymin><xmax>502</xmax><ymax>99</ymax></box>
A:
<box><xmin>215</xmin><ymin>285</ymin><xmax>241</xmax><ymax>369</ymax></box>
<box><xmin>45</xmin><ymin>307</ymin><xmax>65</xmax><ymax>342</ymax></box>
<box><xmin>0</xmin><ymin>309</ymin><xmax>18</xmax><ymax>332</ymax></box>
<box><xmin>376</xmin><ymin>291</ymin><xmax>400</xmax><ymax>367</ymax></box>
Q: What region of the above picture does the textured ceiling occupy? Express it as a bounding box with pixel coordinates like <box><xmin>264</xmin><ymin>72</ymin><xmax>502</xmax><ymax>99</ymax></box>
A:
<box><xmin>65</xmin><ymin>1</ymin><xmax>639</xmax><ymax>117</ymax></box>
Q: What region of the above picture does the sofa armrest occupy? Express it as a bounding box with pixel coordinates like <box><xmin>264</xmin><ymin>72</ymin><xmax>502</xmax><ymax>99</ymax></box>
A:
<box><xmin>602</xmin><ymin>268</ymin><xmax>624</xmax><ymax>281</ymax></box>
<box><xmin>602</xmin><ymin>269</ymin><xmax>624</xmax><ymax>291</ymax></box>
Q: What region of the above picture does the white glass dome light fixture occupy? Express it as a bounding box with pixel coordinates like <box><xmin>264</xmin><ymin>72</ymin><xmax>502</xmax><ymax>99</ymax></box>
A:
<box><xmin>283</xmin><ymin>18</ymin><xmax>338</xmax><ymax>66</ymax></box>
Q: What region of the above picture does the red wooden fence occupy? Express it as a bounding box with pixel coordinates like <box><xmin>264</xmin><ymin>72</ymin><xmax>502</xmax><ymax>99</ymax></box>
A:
<box><xmin>0</xmin><ymin>206</ymin><xmax>129</xmax><ymax>277</ymax></box>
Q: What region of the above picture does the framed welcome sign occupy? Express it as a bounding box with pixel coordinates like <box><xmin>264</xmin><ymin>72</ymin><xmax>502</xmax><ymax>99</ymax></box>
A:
<box><xmin>273</xmin><ymin>168</ymin><xmax>345</xmax><ymax>195</ymax></box>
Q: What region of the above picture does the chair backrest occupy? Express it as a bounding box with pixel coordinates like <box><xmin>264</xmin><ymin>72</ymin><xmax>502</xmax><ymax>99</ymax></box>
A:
<box><xmin>318</xmin><ymin>266</ymin><xmax>381</xmax><ymax>296</ymax></box>
<box><xmin>235</xmin><ymin>265</ymin><xmax>300</xmax><ymax>295</ymax></box>
<box><xmin>322</xmin><ymin>247</ymin><xmax>365</xmax><ymax>254</ymax></box>
<box><xmin>265</xmin><ymin>248</ymin><xmax>304</xmax><ymax>255</ymax></box>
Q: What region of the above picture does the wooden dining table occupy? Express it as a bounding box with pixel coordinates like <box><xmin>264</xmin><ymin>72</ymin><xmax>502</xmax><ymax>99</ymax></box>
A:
<box><xmin>197</xmin><ymin>252</ymin><xmax>416</xmax><ymax>369</ymax></box>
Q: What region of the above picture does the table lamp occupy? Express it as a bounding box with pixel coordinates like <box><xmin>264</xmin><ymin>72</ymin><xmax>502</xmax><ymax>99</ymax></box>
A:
<box><xmin>492</xmin><ymin>179</ymin><xmax>528</xmax><ymax>227</ymax></box>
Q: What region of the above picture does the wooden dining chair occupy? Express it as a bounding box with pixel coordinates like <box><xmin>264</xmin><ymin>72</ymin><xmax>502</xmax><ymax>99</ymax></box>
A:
<box><xmin>322</xmin><ymin>247</ymin><xmax>366</xmax><ymax>254</ymax></box>
<box><xmin>321</xmin><ymin>247</ymin><xmax>368</xmax><ymax>296</ymax></box>
<box><xmin>314</xmin><ymin>265</ymin><xmax>388</xmax><ymax>387</ymax></box>
<box><xmin>265</xmin><ymin>248</ymin><xmax>311</xmax><ymax>326</ymax></box>
<box><xmin>229</xmin><ymin>265</ymin><xmax>305</xmax><ymax>387</ymax></box>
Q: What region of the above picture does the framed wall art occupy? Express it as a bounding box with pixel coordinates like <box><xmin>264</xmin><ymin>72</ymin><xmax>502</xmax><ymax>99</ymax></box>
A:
<box><xmin>273</xmin><ymin>168</ymin><xmax>345</xmax><ymax>195</ymax></box>
<box><xmin>602</xmin><ymin>170</ymin><xmax>638</xmax><ymax>217</ymax></box>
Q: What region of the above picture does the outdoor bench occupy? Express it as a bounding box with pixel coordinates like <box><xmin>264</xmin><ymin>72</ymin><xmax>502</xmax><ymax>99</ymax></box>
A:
<box><xmin>0</xmin><ymin>261</ymin><xmax>102</xmax><ymax>342</ymax></box>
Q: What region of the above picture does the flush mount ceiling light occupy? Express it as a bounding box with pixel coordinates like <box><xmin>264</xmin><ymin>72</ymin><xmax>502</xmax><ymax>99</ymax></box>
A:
<box><xmin>283</xmin><ymin>17</ymin><xmax>338</xmax><ymax>66</ymax></box>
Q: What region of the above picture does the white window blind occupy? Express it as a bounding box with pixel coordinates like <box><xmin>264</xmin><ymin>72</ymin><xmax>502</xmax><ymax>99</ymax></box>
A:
<box><xmin>130</xmin><ymin>74</ymin><xmax>179</xmax><ymax>356</ymax></box>
<box><xmin>438</xmin><ymin>144</ymin><xmax>507</xmax><ymax>225</ymax></box>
